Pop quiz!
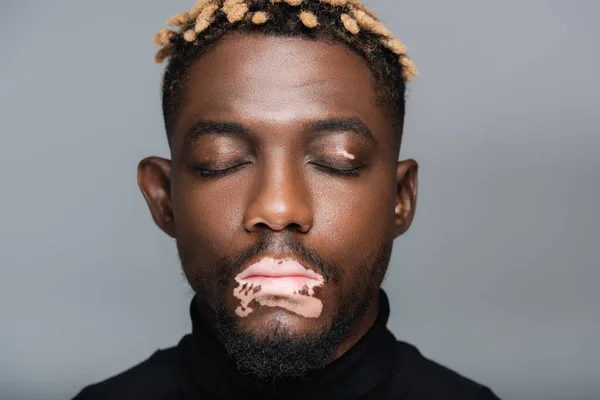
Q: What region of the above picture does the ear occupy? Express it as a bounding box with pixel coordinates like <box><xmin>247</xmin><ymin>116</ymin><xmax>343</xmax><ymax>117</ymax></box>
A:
<box><xmin>394</xmin><ymin>159</ymin><xmax>418</xmax><ymax>237</ymax></box>
<box><xmin>137</xmin><ymin>157</ymin><xmax>176</xmax><ymax>238</ymax></box>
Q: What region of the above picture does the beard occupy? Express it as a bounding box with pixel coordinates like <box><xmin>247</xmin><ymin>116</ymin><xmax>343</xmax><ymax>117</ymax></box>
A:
<box><xmin>213</xmin><ymin>301</ymin><xmax>355</xmax><ymax>382</ymax></box>
<box><xmin>179</xmin><ymin>232</ymin><xmax>391</xmax><ymax>382</ymax></box>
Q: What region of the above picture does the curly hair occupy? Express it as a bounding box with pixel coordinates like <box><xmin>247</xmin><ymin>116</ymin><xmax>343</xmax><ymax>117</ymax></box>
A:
<box><xmin>153</xmin><ymin>0</ymin><xmax>417</xmax><ymax>141</ymax></box>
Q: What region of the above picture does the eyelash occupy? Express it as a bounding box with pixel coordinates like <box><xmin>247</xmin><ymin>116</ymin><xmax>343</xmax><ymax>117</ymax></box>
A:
<box><xmin>311</xmin><ymin>164</ymin><xmax>361</xmax><ymax>177</ymax></box>
<box><xmin>193</xmin><ymin>163</ymin><xmax>249</xmax><ymax>178</ymax></box>
<box><xmin>193</xmin><ymin>163</ymin><xmax>361</xmax><ymax>179</ymax></box>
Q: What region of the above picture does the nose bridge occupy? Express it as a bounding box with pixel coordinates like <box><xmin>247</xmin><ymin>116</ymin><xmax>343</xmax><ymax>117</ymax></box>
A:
<box><xmin>244</xmin><ymin>154</ymin><xmax>313</xmax><ymax>233</ymax></box>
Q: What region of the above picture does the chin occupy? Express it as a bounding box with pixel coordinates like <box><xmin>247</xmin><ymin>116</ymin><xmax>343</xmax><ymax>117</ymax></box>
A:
<box><xmin>215</xmin><ymin>301</ymin><xmax>354</xmax><ymax>381</ymax></box>
<box><xmin>233</xmin><ymin>304</ymin><xmax>333</xmax><ymax>340</ymax></box>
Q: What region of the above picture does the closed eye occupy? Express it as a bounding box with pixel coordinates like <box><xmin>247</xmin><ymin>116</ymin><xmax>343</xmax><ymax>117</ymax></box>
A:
<box><xmin>192</xmin><ymin>163</ymin><xmax>251</xmax><ymax>178</ymax></box>
<box><xmin>310</xmin><ymin>163</ymin><xmax>361</xmax><ymax>177</ymax></box>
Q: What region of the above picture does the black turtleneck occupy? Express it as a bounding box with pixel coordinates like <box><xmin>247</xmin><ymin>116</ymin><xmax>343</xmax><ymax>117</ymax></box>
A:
<box><xmin>73</xmin><ymin>291</ymin><xmax>500</xmax><ymax>399</ymax></box>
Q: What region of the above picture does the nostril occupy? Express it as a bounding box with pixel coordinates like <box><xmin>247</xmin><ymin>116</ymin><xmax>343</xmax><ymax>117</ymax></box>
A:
<box><xmin>252</xmin><ymin>222</ymin><xmax>271</xmax><ymax>231</ymax></box>
<box><xmin>282</xmin><ymin>222</ymin><xmax>303</xmax><ymax>232</ymax></box>
<box><xmin>248</xmin><ymin>221</ymin><xmax>306</xmax><ymax>233</ymax></box>
<box><xmin>288</xmin><ymin>222</ymin><xmax>305</xmax><ymax>232</ymax></box>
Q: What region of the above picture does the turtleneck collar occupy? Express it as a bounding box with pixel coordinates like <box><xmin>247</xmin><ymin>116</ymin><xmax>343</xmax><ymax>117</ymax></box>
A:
<box><xmin>172</xmin><ymin>290</ymin><xmax>399</xmax><ymax>399</ymax></box>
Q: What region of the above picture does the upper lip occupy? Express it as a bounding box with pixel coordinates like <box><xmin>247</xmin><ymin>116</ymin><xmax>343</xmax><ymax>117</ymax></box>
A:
<box><xmin>236</xmin><ymin>257</ymin><xmax>323</xmax><ymax>281</ymax></box>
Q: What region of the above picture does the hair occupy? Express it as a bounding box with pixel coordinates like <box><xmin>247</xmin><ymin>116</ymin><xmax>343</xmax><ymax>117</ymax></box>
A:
<box><xmin>153</xmin><ymin>0</ymin><xmax>417</xmax><ymax>142</ymax></box>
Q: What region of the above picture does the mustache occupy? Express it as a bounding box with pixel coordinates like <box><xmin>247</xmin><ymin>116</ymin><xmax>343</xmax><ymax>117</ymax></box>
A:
<box><xmin>215</xmin><ymin>232</ymin><xmax>343</xmax><ymax>288</ymax></box>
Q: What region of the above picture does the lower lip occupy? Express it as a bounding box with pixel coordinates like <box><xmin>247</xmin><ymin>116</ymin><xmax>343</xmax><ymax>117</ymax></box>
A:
<box><xmin>233</xmin><ymin>261</ymin><xmax>325</xmax><ymax>318</ymax></box>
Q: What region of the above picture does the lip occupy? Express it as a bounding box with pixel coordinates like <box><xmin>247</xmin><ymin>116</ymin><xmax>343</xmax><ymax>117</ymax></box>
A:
<box><xmin>236</xmin><ymin>257</ymin><xmax>323</xmax><ymax>282</ymax></box>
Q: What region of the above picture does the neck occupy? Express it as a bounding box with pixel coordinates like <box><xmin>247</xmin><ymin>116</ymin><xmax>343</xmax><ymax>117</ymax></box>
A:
<box><xmin>184</xmin><ymin>290</ymin><xmax>397</xmax><ymax>398</ymax></box>
<box><xmin>196</xmin><ymin>290</ymin><xmax>382</xmax><ymax>366</ymax></box>
<box><xmin>331</xmin><ymin>292</ymin><xmax>380</xmax><ymax>361</ymax></box>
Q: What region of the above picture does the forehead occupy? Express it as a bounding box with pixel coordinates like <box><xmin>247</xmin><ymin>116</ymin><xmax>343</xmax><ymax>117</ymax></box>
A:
<box><xmin>171</xmin><ymin>33</ymin><xmax>393</xmax><ymax>146</ymax></box>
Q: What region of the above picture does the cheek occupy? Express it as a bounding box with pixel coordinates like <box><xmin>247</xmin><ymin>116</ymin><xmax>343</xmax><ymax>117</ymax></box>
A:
<box><xmin>172</xmin><ymin>176</ymin><xmax>245</xmax><ymax>263</ymax></box>
<box><xmin>312</xmin><ymin>177</ymin><xmax>396</xmax><ymax>255</ymax></box>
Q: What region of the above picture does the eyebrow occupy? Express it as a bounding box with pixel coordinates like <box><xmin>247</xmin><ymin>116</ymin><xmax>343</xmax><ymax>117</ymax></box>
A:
<box><xmin>182</xmin><ymin>116</ymin><xmax>377</xmax><ymax>150</ymax></box>
<box><xmin>307</xmin><ymin>117</ymin><xmax>377</xmax><ymax>145</ymax></box>
<box><xmin>183</xmin><ymin>119</ymin><xmax>251</xmax><ymax>146</ymax></box>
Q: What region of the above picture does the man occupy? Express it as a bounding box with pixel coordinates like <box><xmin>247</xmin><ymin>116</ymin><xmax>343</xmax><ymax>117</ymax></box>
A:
<box><xmin>75</xmin><ymin>0</ymin><xmax>500</xmax><ymax>398</ymax></box>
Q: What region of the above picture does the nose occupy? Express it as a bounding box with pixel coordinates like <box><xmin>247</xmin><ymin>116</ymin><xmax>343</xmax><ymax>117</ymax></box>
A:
<box><xmin>243</xmin><ymin>163</ymin><xmax>313</xmax><ymax>234</ymax></box>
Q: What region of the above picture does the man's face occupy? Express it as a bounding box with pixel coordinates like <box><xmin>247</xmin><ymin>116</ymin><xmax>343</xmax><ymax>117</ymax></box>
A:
<box><xmin>139</xmin><ymin>33</ymin><xmax>417</xmax><ymax>376</ymax></box>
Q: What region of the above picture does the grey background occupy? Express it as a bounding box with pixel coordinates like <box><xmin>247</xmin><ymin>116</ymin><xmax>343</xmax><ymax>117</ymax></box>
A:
<box><xmin>0</xmin><ymin>1</ymin><xmax>598</xmax><ymax>399</ymax></box>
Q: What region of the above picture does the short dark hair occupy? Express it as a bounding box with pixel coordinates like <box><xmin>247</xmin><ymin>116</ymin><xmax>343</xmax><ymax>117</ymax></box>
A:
<box><xmin>153</xmin><ymin>0</ymin><xmax>417</xmax><ymax>142</ymax></box>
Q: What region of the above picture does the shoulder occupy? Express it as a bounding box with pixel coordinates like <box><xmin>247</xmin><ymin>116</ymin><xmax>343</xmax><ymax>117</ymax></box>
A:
<box><xmin>72</xmin><ymin>347</ymin><xmax>180</xmax><ymax>400</ymax></box>
<box><xmin>394</xmin><ymin>340</ymin><xmax>501</xmax><ymax>400</ymax></box>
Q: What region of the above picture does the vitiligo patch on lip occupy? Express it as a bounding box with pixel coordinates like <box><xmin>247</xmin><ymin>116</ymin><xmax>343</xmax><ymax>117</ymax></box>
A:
<box><xmin>233</xmin><ymin>257</ymin><xmax>324</xmax><ymax>318</ymax></box>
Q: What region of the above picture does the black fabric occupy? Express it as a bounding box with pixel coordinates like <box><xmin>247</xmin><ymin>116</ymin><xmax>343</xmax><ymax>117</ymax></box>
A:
<box><xmin>73</xmin><ymin>291</ymin><xmax>500</xmax><ymax>399</ymax></box>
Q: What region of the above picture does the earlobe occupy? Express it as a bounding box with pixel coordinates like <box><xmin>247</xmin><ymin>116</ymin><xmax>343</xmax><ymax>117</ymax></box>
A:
<box><xmin>137</xmin><ymin>157</ymin><xmax>176</xmax><ymax>238</ymax></box>
<box><xmin>394</xmin><ymin>159</ymin><xmax>418</xmax><ymax>237</ymax></box>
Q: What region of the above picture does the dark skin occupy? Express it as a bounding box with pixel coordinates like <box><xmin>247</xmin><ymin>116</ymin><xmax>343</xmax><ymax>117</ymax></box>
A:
<box><xmin>138</xmin><ymin>33</ymin><xmax>418</xmax><ymax>361</ymax></box>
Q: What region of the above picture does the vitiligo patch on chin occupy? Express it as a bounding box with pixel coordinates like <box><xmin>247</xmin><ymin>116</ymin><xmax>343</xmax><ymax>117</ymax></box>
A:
<box><xmin>233</xmin><ymin>257</ymin><xmax>324</xmax><ymax>318</ymax></box>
